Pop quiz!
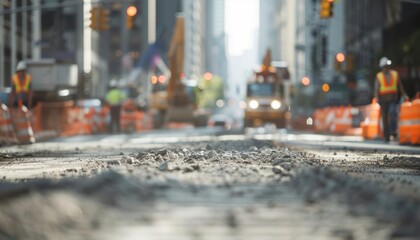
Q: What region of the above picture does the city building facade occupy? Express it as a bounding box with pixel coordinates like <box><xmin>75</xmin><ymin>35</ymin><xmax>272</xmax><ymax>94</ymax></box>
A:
<box><xmin>205</xmin><ymin>0</ymin><xmax>228</xmax><ymax>83</ymax></box>
<box><xmin>183</xmin><ymin>0</ymin><xmax>205</xmax><ymax>81</ymax></box>
<box><xmin>0</xmin><ymin>0</ymin><xmax>34</xmax><ymax>89</ymax></box>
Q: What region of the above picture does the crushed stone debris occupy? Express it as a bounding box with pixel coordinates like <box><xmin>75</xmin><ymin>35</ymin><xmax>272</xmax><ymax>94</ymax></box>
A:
<box><xmin>0</xmin><ymin>139</ymin><xmax>418</xmax><ymax>239</ymax></box>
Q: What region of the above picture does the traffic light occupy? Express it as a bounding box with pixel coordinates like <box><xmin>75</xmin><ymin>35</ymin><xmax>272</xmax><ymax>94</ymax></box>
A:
<box><xmin>99</xmin><ymin>8</ymin><xmax>110</xmax><ymax>31</ymax></box>
<box><xmin>89</xmin><ymin>7</ymin><xmax>99</xmax><ymax>30</ymax></box>
<box><xmin>336</xmin><ymin>52</ymin><xmax>345</xmax><ymax>63</ymax></box>
<box><xmin>346</xmin><ymin>54</ymin><xmax>355</xmax><ymax>72</ymax></box>
<box><xmin>89</xmin><ymin>7</ymin><xmax>109</xmax><ymax>31</ymax></box>
<box><xmin>126</xmin><ymin>6</ymin><xmax>137</xmax><ymax>30</ymax></box>
<box><xmin>301</xmin><ymin>77</ymin><xmax>311</xmax><ymax>86</ymax></box>
<box><xmin>334</xmin><ymin>52</ymin><xmax>344</xmax><ymax>72</ymax></box>
<box><xmin>322</xmin><ymin>83</ymin><xmax>330</xmax><ymax>93</ymax></box>
<box><xmin>320</xmin><ymin>0</ymin><xmax>334</xmax><ymax>19</ymax></box>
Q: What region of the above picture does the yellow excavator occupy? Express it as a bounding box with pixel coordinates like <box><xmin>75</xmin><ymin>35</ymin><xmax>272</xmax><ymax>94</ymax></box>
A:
<box><xmin>151</xmin><ymin>15</ymin><xmax>208</xmax><ymax>127</ymax></box>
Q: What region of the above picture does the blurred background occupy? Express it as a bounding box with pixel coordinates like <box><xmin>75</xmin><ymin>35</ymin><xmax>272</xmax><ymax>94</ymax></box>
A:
<box><xmin>0</xmin><ymin>0</ymin><xmax>419</xmax><ymax>132</ymax></box>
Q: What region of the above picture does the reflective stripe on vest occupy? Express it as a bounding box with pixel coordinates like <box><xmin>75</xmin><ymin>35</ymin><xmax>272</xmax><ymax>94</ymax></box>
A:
<box><xmin>377</xmin><ymin>70</ymin><xmax>398</xmax><ymax>95</ymax></box>
<box><xmin>12</xmin><ymin>73</ymin><xmax>32</xmax><ymax>93</ymax></box>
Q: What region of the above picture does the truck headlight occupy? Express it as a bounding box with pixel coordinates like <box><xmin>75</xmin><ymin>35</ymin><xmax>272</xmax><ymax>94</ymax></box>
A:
<box><xmin>249</xmin><ymin>100</ymin><xmax>259</xmax><ymax>109</ymax></box>
<box><xmin>58</xmin><ymin>89</ymin><xmax>70</xmax><ymax>97</ymax></box>
<box><xmin>271</xmin><ymin>100</ymin><xmax>281</xmax><ymax>109</ymax></box>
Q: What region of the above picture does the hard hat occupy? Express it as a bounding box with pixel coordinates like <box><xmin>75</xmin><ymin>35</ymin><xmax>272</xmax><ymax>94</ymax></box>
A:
<box><xmin>16</xmin><ymin>61</ymin><xmax>26</xmax><ymax>71</ymax></box>
<box><xmin>109</xmin><ymin>80</ymin><xmax>118</xmax><ymax>87</ymax></box>
<box><xmin>379</xmin><ymin>57</ymin><xmax>392</xmax><ymax>68</ymax></box>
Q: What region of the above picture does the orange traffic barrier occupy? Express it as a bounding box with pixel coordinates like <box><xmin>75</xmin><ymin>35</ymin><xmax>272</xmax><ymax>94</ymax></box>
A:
<box><xmin>334</xmin><ymin>106</ymin><xmax>352</xmax><ymax>134</ymax></box>
<box><xmin>313</xmin><ymin>107</ymin><xmax>336</xmax><ymax>133</ymax></box>
<box><xmin>61</xmin><ymin>106</ymin><xmax>90</xmax><ymax>137</ymax></box>
<box><xmin>166</xmin><ymin>122</ymin><xmax>194</xmax><ymax>129</ymax></box>
<box><xmin>120</xmin><ymin>110</ymin><xmax>137</xmax><ymax>133</ymax></box>
<box><xmin>361</xmin><ymin>98</ymin><xmax>382</xmax><ymax>140</ymax></box>
<box><xmin>120</xmin><ymin>109</ymin><xmax>154</xmax><ymax>133</ymax></box>
<box><xmin>399</xmin><ymin>93</ymin><xmax>420</xmax><ymax>145</ymax></box>
<box><xmin>0</xmin><ymin>104</ymin><xmax>18</xmax><ymax>143</ymax></box>
<box><xmin>10</xmin><ymin>106</ymin><xmax>35</xmax><ymax>144</ymax></box>
<box><xmin>28</xmin><ymin>104</ymin><xmax>42</xmax><ymax>133</ymax></box>
<box><xmin>120</xmin><ymin>99</ymin><xmax>153</xmax><ymax>133</ymax></box>
<box><xmin>120</xmin><ymin>100</ymin><xmax>137</xmax><ymax>133</ymax></box>
<box><xmin>83</xmin><ymin>107</ymin><xmax>96</xmax><ymax>134</ymax></box>
<box><xmin>93</xmin><ymin>106</ymin><xmax>109</xmax><ymax>133</ymax></box>
<box><xmin>411</xmin><ymin>94</ymin><xmax>420</xmax><ymax>144</ymax></box>
<box><xmin>314</xmin><ymin>108</ymin><xmax>326</xmax><ymax>132</ymax></box>
<box><xmin>326</xmin><ymin>107</ymin><xmax>337</xmax><ymax>133</ymax></box>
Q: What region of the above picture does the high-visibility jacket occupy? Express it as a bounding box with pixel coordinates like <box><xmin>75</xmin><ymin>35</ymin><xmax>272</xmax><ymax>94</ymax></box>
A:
<box><xmin>106</xmin><ymin>89</ymin><xmax>126</xmax><ymax>106</ymax></box>
<box><xmin>12</xmin><ymin>72</ymin><xmax>32</xmax><ymax>93</ymax></box>
<box><xmin>376</xmin><ymin>70</ymin><xmax>398</xmax><ymax>95</ymax></box>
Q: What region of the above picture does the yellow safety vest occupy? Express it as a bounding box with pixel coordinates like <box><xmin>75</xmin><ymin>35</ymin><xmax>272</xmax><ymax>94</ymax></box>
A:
<box><xmin>106</xmin><ymin>89</ymin><xmax>126</xmax><ymax>106</ymax></box>
<box><xmin>12</xmin><ymin>73</ymin><xmax>32</xmax><ymax>93</ymax></box>
<box><xmin>377</xmin><ymin>70</ymin><xmax>398</xmax><ymax>95</ymax></box>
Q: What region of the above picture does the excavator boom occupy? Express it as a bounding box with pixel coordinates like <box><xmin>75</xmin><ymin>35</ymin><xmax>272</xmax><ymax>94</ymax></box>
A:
<box><xmin>165</xmin><ymin>15</ymin><xmax>195</xmax><ymax>123</ymax></box>
<box><xmin>167</xmin><ymin>15</ymin><xmax>185</xmax><ymax>102</ymax></box>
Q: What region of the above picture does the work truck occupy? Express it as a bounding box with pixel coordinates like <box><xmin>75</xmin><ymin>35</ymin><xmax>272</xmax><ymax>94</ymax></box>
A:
<box><xmin>25</xmin><ymin>59</ymin><xmax>78</xmax><ymax>103</ymax></box>
<box><xmin>244</xmin><ymin>49</ymin><xmax>289</xmax><ymax>128</ymax></box>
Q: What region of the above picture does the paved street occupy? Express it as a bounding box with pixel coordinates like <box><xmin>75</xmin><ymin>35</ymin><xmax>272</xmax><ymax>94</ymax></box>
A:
<box><xmin>0</xmin><ymin>128</ymin><xmax>419</xmax><ymax>239</ymax></box>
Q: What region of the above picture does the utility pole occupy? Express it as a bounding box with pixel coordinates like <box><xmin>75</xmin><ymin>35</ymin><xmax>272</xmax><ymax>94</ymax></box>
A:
<box><xmin>0</xmin><ymin>2</ymin><xmax>4</xmax><ymax>88</ymax></box>
<box><xmin>32</xmin><ymin>0</ymin><xmax>41</xmax><ymax>59</ymax></box>
<box><xmin>11</xmin><ymin>0</ymin><xmax>16</xmax><ymax>75</ymax></box>
<box><xmin>121</xmin><ymin>2</ymin><xmax>128</xmax><ymax>78</ymax></box>
<box><xmin>22</xmin><ymin>0</ymin><xmax>28</xmax><ymax>59</ymax></box>
<box><xmin>148</xmin><ymin>0</ymin><xmax>156</xmax><ymax>44</ymax></box>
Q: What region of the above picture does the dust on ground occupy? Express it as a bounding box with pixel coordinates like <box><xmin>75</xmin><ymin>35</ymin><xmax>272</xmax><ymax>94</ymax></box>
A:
<box><xmin>0</xmin><ymin>139</ymin><xmax>419</xmax><ymax>240</ymax></box>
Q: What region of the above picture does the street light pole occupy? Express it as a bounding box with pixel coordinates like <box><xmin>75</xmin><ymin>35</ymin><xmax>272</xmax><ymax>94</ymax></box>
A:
<box><xmin>0</xmin><ymin>2</ymin><xmax>4</xmax><ymax>88</ymax></box>
<box><xmin>22</xmin><ymin>0</ymin><xmax>28</xmax><ymax>59</ymax></box>
<box><xmin>148</xmin><ymin>0</ymin><xmax>156</xmax><ymax>44</ymax></box>
<box><xmin>121</xmin><ymin>2</ymin><xmax>128</xmax><ymax>78</ymax></box>
<box><xmin>11</xmin><ymin>0</ymin><xmax>16</xmax><ymax>74</ymax></box>
<box><xmin>32</xmin><ymin>0</ymin><xmax>41</xmax><ymax>59</ymax></box>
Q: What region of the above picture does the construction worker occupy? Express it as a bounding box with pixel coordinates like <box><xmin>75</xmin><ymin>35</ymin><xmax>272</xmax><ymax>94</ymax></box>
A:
<box><xmin>374</xmin><ymin>57</ymin><xmax>407</xmax><ymax>143</ymax></box>
<box><xmin>105</xmin><ymin>81</ymin><xmax>126</xmax><ymax>134</ymax></box>
<box><xmin>8</xmin><ymin>61</ymin><xmax>33</xmax><ymax>108</ymax></box>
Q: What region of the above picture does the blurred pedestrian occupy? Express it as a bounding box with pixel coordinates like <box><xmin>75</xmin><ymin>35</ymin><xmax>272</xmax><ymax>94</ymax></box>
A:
<box><xmin>374</xmin><ymin>57</ymin><xmax>407</xmax><ymax>143</ymax></box>
<box><xmin>8</xmin><ymin>61</ymin><xmax>33</xmax><ymax>109</ymax></box>
<box><xmin>105</xmin><ymin>81</ymin><xmax>126</xmax><ymax>133</ymax></box>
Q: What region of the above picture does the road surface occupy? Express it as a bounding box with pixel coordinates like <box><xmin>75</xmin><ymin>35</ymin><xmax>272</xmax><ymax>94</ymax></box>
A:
<box><xmin>0</xmin><ymin>127</ymin><xmax>419</xmax><ymax>240</ymax></box>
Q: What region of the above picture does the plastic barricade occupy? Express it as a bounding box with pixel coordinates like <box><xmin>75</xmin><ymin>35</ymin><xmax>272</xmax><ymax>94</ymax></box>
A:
<box><xmin>83</xmin><ymin>108</ymin><xmax>96</xmax><ymax>134</ymax></box>
<box><xmin>93</xmin><ymin>106</ymin><xmax>109</xmax><ymax>134</ymax></box>
<box><xmin>10</xmin><ymin>106</ymin><xmax>35</xmax><ymax>144</ymax></box>
<box><xmin>30</xmin><ymin>104</ymin><xmax>43</xmax><ymax>133</ymax></box>
<box><xmin>0</xmin><ymin>104</ymin><xmax>18</xmax><ymax>144</ymax></box>
<box><xmin>326</xmin><ymin>107</ymin><xmax>337</xmax><ymax>133</ymax></box>
<box><xmin>120</xmin><ymin>110</ymin><xmax>137</xmax><ymax>133</ymax></box>
<box><xmin>334</xmin><ymin>106</ymin><xmax>352</xmax><ymax>134</ymax></box>
<box><xmin>314</xmin><ymin>108</ymin><xmax>326</xmax><ymax>132</ymax></box>
<box><xmin>360</xmin><ymin>98</ymin><xmax>382</xmax><ymax>140</ymax></box>
<box><xmin>411</xmin><ymin>95</ymin><xmax>420</xmax><ymax>144</ymax></box>
<box><xmin>399</xmin><ymin>93</ymin><xmax>420</xmax><ymax>145</ymax></box>
<box><xmin>61</xmin><ymin>106</ymin><xmax>89</xmax><ymax>137</ymax></box>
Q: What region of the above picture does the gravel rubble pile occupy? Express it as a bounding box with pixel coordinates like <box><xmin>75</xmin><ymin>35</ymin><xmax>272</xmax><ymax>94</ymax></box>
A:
<box><xmin>0</xmin><ymin>139</ymin><xmax>418</xmax><ymax>239</ymax></box>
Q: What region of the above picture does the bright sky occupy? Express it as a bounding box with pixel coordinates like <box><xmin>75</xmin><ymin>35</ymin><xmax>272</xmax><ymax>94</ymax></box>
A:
<box><xmin>225</xmin><ymin>0</ymin><xmax>260</xmax><ymax>56</ymax></box>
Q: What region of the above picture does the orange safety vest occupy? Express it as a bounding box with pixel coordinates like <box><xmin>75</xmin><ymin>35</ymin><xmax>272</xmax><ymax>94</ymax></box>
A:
<box><xmin>12</xmin><ymin>73</ymin><xmax>32</xmax><ymax>93</ymax></box>
<box><xmin>377</xmin><ymin>70</ymin><xmax>398</xmax><ymax>95</ymax></box>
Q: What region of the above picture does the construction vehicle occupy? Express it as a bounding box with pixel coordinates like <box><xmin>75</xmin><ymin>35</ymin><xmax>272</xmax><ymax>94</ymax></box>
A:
<box><xmin>153</xmin><ymin>14</ymin><xmax>208</xmax><ymax>127</ymax></box>
<box><xmin>244</xmin><ymin>49</ymin><xmax>288</xmax><ymax>128</ymax></box>
<box><xmin>126</xmin><ymin>15</ymin><xmax>209</xmax><ymax>128</ymax></box>
<box><xmin>164</xmin><ymin>15</ymin><xmax>195</xmax><ymax>124</ymax></box>
<box><xmin>25</xmin><ymin>59</ymin><xmax>78</xmax><ymax>104</ymax></box>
